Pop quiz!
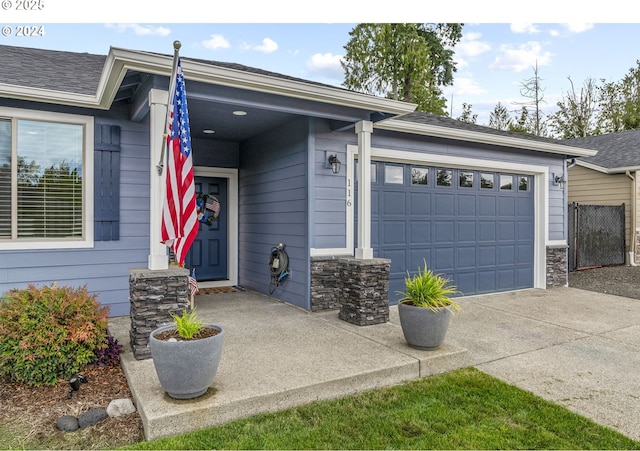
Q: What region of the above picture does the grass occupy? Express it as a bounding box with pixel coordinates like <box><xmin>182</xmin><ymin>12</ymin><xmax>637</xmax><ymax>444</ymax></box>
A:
<box><xmin>123</xmin><ymin>368</ymin><xmax>640</xmax><ymax>450</ymax></box>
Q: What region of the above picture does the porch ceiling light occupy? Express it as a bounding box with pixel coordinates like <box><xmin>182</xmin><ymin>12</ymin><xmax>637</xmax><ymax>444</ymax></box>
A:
<box><xmin>328</xmin><ymin>154</ymin><xmax>341</xmax><ymax>174</ymax></box>
<box><xmin>232</xmin><ymin>110</ymin><xmax>247</xmax><ymax>116</ymax></box>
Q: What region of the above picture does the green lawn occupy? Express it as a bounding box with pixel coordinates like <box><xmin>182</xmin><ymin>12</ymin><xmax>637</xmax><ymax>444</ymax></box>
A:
<box><xmin>124</xmin><ymin>368</ymin><xmax>640</xmax><ymax>450</ymax></box>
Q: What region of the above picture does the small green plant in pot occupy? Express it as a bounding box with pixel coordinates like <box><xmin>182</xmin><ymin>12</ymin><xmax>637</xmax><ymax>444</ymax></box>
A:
<box><xmin>149</xmin><ymin>307</ymin><xmax>224</xmax><ymax>399</ymax></box>
<box><xmin>397</xmin><ymin>260</ymin><xmax>461</xmax><ymax>350</ymax></box>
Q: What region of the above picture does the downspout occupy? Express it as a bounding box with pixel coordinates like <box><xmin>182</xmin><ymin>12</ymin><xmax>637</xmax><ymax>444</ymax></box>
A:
<box><xmin>625</xmin><ymin>170</ymin><xmax>637</xmax><ymax>266</ymax></box>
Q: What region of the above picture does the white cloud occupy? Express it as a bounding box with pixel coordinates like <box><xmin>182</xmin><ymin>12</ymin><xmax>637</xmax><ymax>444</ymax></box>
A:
<box><xmin>489</xmin><ymin>41</ymin><xmax>553</xmax><ymax>72</ymax></box>
<box><xmin>456</xmin><ymin>32</ymin><xmax>491</xmax><ymax>57</ymax></box>
<box><xmin>444</xmin><ymin>76</ymin><xmax>487</xmax><ymax>97</ymax></box>
<box><xmin>510</xmin><ymin>23</ymin><xmax>541</xmax><ymax>34</ymax></box>
<box><xmin>562</xmin><ymin>23</ymin><xmax>594</xmax><ymax>33</ymax></box>
<box><xmin>201</xmin><ymin>34</ymin><xmax>231</xmax><ymax>50</ymax></box>
<box><xmin>243</xmin><ymin>38</ymin><xmax>278</xmax><ymax>53</ymax></box>
<box><xmin>307</xmin><ymin>52</ymin><xmax>344</xmax><ymax>80</ymax></box>
<box><xmin>105</xmin><ymin>23</ymin><xmax>171</xmax><ymax>37</ymax></box>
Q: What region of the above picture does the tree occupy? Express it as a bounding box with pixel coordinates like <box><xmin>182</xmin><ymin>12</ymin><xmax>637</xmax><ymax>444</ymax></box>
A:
<box><xmin>341</xmin><ymin>23</ymin><xmax>463</xmax><ymax>115</ymax></box>
<box><xmin>456</xmin><ymin>103</ymin><xmax>477</xmax><ymax>123</ymax></box>
<box><xmin>598</xmin><ymin>60</ymin><xmax>640</xmax><ymax>132</ymax></box>
<box><xmin>547</xmin><ymin>77</ymin><xmax>600</xmax><ymax>139</ymax></box>
<box><xmin>513</xmin><ymin>61</ymin><xmax>546</xmax><ymax>135</ymax></box>
<box><xmin>488</xmin><ymin>102</ymin><xmax>512</xmax><ymax>130</ymax></box>
<box><xmin>508</xmin><ymin>106</ymin><xmax>535</xmax><ymax>135</ymax></box>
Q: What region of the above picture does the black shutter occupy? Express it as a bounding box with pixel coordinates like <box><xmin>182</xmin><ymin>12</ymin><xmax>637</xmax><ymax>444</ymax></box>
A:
<box><xmin>94</xmin><ymin>124</ymin><xmax>121</xmax><ymax>241</ymax></box>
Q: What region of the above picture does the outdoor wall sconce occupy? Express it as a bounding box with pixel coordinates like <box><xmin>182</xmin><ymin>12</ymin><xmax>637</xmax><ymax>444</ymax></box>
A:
<box><xmin>553</xmin><ymin>174</ymin><xmax>566</xmax><ymax>189</ymax></box>
<box><xmin>328</xmin><ymin>154</ymin><xmax>341</xmax><ymax>174</ymax></box>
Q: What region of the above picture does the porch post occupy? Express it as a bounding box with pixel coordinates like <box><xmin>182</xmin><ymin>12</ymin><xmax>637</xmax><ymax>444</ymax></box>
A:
<box><xmin>355</xmin><ymin>120</ymin><xmax>373</xmax><ymax>259</ymax></box>
<box><xmin>147</xmin><ymin>88</ymin><xmax>169</xmax><ymax>270</ymax></box>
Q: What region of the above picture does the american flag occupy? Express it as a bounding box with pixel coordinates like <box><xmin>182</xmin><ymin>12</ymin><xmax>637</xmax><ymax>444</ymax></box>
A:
<box><xmin>161</xmin><ymin>58</ymin><xmax>198</xmax><ymax>266</ymax></box>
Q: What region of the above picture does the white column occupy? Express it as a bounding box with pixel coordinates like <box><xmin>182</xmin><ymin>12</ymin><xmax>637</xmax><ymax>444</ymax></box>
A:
<box><xmin>148</xmin><ymin>88</ymin><xmax>169</xmax><ymax>270</ymax></box>
<box><xmin>355</xmin><ymin>120</ymin><xmax>373</xmax><ymax>259</ymax></box>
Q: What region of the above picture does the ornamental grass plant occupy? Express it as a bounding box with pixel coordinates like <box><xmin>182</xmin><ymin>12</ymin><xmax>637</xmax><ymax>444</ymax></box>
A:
<box><xmin>169</xmin><ymin>308</ymin><xmax>204</xmax><ymax>340</ymax></box>
<box><xmin>397</xmin><ymin>260</ymin><xmax>461</xmax><ymax>313</ymax></box>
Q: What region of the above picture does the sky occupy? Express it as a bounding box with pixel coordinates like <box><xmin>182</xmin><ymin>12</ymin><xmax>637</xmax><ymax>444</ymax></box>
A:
<box><xmin>2</xmin><ymin>1</ymin><xmax>640</xmax><ymax>126</ymax></box>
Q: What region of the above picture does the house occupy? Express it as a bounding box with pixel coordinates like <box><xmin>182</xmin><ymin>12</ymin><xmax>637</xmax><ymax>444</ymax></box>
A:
<box><xmin>0</xmin><ymin>44</ymin><xmax>597</xmax><ymax>318</ymax></box>
<box><xmin>566</xmin><ymin>130</ymin><xmax>640</xmax><ymax>266</ymax></box>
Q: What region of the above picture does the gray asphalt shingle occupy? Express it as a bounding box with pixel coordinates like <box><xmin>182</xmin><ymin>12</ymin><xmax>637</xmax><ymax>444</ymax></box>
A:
<box><xmin>0</xmin><ymin>45</ymin><xmax>106</xmax><ymax>95</ymax></box>
<box><xmin>566</xmin><ymin>130</ymin><xmax>640</xmax><ymax>169</ymax></box>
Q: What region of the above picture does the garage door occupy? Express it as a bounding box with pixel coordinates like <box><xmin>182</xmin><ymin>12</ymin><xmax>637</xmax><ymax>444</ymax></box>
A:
<box><xmin>360</xmin><ymin>162</ymin><xmax>535</xmax><ymax>302</ymax></box>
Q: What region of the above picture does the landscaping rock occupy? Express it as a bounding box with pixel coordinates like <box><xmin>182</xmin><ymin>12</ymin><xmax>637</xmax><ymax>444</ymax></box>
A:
<box><xmin>56</xmin><ymin>415</ymin><xmax>79</xmax><ymax>432</ymax></box>
<box><xmin>107</xmin><ymin>398</ymin><xmax>136</xmax><ymax>417</ymax></box>
<box><xmin>78</xmin><ymin>408</ymin><xmax>108</xmax><ymax>428</ymax></box>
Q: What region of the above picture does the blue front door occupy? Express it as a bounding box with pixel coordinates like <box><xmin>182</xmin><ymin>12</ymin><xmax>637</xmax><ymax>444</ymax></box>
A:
<box><xmin>186</xmin><ymin>176</ymin><xmax>228</xmax><ymax>281</ymax></box>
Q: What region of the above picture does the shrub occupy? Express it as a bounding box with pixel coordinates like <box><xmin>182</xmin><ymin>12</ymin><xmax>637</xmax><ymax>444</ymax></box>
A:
<box><xmin>0</xmin><ymin>283</ymin><xmax>109</xmax><ymax>387</ymax></box>
<box><xmin>93</xmin><ymin>335</ymin><xmax>123</xmax><ymax>367</ymax></box>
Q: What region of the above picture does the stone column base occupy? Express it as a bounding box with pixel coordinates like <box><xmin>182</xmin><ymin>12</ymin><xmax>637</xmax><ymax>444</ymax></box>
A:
<box><xmin>546</xmin><ymin>245</ymin><xmax>568</xmax><ymax>288</ymax></box>
<box><xmin>338</xmin><ymin>257</ymin><xmax>390</xmax><ymax>326</ymax></box>
<box><xmin>129</xmin><ymin>267</ymin><xmax>190</xmax><ymax>360</ymax></box>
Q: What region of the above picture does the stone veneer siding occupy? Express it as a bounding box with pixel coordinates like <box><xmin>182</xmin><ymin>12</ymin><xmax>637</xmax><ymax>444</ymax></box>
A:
<box><xmin>310</xmin><ymin>256</ymin><xmax>390</xmax><ymax>325</ymax></box>
<box><xmin>310</xmin><ymin>256</ymin><xmax>343</xmax><ymax>311</ymax></box>
<box><xmin>129</xmin><ymin>267</ymin><xmax>191</xmax><ymax>360</ymax></box>
<box><xmin>546</xmin><ymin>245</ymin><xmax>568</xmax><ymax>288</ymax></box>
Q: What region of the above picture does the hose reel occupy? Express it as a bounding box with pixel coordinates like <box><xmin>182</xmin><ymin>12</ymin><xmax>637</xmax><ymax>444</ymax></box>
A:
<box><xmin>269</xmin><ymin>243</ymin><xmax>289</xmax><ymax>295</ymax></box>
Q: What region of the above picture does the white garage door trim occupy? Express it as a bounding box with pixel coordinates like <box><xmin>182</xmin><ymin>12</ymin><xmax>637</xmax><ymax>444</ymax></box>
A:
<box><xmin>345</xmin><ymin>144</ymin><xmax>550</xmax><ymax>290</ymax></box>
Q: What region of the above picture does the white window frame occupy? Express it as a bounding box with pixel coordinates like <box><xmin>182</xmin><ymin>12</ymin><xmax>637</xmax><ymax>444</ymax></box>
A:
<box><xmin>0</xmin><ymin>107</ymin><xmax>94</xmax><ymax>250</ymax></box>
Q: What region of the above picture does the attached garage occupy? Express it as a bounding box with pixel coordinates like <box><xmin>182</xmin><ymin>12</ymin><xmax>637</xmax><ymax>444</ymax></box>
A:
<box><xmin>317</xmin><ymin>112</ymin><xmax>600</xmax><ymax>313</ymax></box>
<box><xmin>366</xmin><ymin>162</ymin><xmax>534</xmax><ymax>302</ymax></box>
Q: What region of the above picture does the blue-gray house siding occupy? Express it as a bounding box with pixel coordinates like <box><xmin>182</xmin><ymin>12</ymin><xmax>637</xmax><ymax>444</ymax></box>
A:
<box><xmin>0</xmin><ymin>102</ymin><xmax>151</xmax><ymax>317</ymax></box>
<box><xmin>238</xmin><ymin>116</ymin><xmax>310</xmax><ymax>309</ymax></box>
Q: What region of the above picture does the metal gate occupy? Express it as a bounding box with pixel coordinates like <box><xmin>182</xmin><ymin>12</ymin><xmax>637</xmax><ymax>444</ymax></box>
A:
<box><xmin>568</xmin><ymin>203</ymin><xmax>625</xmax><ymax>271</ymax></box>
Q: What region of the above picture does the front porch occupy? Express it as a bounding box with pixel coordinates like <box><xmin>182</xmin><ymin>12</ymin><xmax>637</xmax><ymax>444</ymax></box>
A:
<box><xmin>109</xmin><ymin>289</ymin><xmax>469</xmax><ymax>441</ymax></box>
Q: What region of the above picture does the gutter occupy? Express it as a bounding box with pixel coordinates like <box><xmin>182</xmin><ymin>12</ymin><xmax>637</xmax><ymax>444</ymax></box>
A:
<box><xmin>626</xmin><ymin>170</ymin><xmax>638</xmax><ymax>266</ymax></box>
<box><xmin>375</xmin><ymin>118</ymin><xmax>598</xmax><ymax>158</ymax></box>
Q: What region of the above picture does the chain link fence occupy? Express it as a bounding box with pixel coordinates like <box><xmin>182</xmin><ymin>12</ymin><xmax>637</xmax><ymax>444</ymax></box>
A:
<box><xmin>568</xmin><ymin>203</ymin><xmax>625</xmax><ymax>272</ymax></box>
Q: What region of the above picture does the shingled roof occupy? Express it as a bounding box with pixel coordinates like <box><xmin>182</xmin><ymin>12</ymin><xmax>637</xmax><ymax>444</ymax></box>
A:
<box><xmin>0</xmin><ymin>44</ymin><xmax>350</xmax><ymax>98</ymax></box>
<box><xmin>0</xmin><ymin>45</ymin><xmax>106</xmax><ymax>95</ymax></box>
<box><xmin>565</xmin><ymin>129</ymin><xmax>640</xmax><ymax>170</ymax></box>
<box><xmin>395</xmin><ymin>111</ymin><xmax>590</xmax><ymax>151</ymax></box>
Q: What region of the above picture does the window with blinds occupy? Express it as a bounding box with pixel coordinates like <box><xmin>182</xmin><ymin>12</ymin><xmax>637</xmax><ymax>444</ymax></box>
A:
<box><xmin>0</xmin><ymin>117</ymin><xmax>85</xmax><ymax>241</ymax></box>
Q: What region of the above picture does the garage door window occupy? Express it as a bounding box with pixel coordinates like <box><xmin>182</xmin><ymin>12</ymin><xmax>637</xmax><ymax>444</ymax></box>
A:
<box><xmin>459</xmin><ymin>171</ymin><xmax>474</xmax><ymax>188</ymax></box>
<box><xmin>436</xmin><ymin>169</ymin><xmax>452</xmax><ymax>187</ymax></box>
<box><xmin>385</xmin><ymin>165</ymin><xmax>403</xmax><ymax>184</ymax></box>
<box><xmin>480</xmin><ymin>173</ymin><xmax>494</xmax><ymax>189</ymax></box>
<box><xmin>411</xmin><ymin>167</ymin><xmax>428</xmax><ymax>185</ymax></box>
<box><xmin>500</xmin><ymin>175</ymin><xmax>513</xmax><ymax>190</ymax></box>
<box><xmin>518</xmin><ymin>176</ymin><xmax>529</xmax><ymax>191</ymax></box>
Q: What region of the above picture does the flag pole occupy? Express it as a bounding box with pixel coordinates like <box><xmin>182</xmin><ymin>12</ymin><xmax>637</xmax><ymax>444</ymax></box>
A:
<box><xmin>156</xmin><ymin>40</ymin><xmax>182</xmax><ymax>175</ymax></box>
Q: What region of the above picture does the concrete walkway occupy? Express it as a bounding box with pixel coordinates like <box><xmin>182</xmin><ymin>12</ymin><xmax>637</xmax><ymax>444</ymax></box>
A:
<box><xmin>108</xmin><ymin>287</ymin><xmax>640</xmax><ymax>442</ymax></box>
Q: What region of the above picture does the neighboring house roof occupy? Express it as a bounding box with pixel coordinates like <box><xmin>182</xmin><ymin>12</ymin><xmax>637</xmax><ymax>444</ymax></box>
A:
<box><xmin>565</xmin><ymin>130</ymin><xmax>640</xmax><ymax>173</ymax></box>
